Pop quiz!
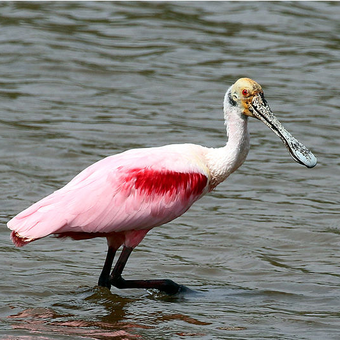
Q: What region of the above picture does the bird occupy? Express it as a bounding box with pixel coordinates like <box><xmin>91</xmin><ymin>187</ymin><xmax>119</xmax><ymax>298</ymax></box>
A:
<box><xmin>8</xmin><ymin>78</ymin><xmax>317</xmax><ymax>295</ymax></box>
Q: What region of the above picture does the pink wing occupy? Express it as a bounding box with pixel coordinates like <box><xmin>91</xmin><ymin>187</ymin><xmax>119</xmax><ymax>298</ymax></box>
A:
<box><xmin>8</xmin><ymin>145</ymin><xmax>209</xmax><ymax>246</ymax></box>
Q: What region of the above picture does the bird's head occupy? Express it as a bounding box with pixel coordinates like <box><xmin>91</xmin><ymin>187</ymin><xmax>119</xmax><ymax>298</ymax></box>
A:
<box><xmin>226</xmin><ymin>78</ymin><xmax>317</xmax><ymax>168</ymax></box>
<box><xmin>228</xmin><ymin>77</ymin><xmax>264</xmax><ymax>117</ymax></box>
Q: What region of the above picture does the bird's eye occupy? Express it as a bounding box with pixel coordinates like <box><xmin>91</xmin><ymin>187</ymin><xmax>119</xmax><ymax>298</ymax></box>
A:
<box><xmin>242</xmin><ymin>89</ymin><xmax>248</xmax><ymax>96</ymax></box>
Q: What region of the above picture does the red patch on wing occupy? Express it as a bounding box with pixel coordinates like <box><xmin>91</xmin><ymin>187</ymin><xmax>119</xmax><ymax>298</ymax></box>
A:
<box><xmin>123</xmin><ymin>168</ymin><xmax>208</xmax><ymax>199</ymax></box>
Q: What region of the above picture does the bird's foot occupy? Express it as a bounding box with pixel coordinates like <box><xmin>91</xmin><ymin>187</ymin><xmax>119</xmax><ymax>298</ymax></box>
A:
<box><xmin>109</xmin><ymin>276</ymin><xmax>191</xmax><ymax>295</ymax></box>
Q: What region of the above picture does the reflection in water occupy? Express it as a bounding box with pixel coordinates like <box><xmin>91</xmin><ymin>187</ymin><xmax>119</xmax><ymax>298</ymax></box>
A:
<box><xmin>7</xmin><ymin>287</ymin><xmax>216</xmax><ymax>339</ymax></box>
<box><xmin>8</xmin><ymin>288</ymin><xmax>146</xmax><ymax>339</ymax></box>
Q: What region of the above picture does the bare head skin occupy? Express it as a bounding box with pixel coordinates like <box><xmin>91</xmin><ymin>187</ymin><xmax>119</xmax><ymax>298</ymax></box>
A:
<box><xmin>229</xmin><ymin>78</ymin><xmax>263</xmax><ymax>116</ymax></box>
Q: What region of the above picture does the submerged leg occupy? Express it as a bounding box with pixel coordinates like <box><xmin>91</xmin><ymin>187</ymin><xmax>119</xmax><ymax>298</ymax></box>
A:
<box><xmin>109</xmin><ymin>246</ymin><xmax>187</xmax><ymax>295</ymax></box>
<box><xmin>98</xmin><ymin>246</ymin><xmax>116</xmax><ymax>289</ymax></box>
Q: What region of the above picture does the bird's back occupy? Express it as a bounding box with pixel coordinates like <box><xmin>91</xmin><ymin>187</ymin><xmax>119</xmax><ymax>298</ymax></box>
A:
<box><xmin>8</xmin><ymin>144</ymin><xmax>210</xmax><ymax>246</ymax></box>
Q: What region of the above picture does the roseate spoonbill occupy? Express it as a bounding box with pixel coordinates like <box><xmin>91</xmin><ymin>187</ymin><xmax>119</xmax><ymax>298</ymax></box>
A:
<box><xmin>8</xmin><ymin>78</ymin><xmax>317</xmax><ymax>295</ymax></box>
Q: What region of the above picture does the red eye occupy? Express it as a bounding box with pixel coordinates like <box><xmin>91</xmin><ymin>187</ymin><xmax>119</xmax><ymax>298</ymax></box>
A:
<box><xmin>242</xmin><ymin>89</ymin><xmax>248</xmax><ymax>96</ymax></box>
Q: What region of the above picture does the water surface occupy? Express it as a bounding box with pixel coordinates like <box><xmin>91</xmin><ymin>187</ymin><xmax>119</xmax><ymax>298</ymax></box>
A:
<box><xmin>1</xmin><ymin>2</ymin><xmax>339</xmax><ymax>339</ymax></box>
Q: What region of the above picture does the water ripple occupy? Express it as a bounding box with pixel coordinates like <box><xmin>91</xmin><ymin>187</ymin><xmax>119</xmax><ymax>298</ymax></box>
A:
<box><xmin>1</xmin><ymin>2</ymin><xmax>339</xmax><ymax>340</ymax></box>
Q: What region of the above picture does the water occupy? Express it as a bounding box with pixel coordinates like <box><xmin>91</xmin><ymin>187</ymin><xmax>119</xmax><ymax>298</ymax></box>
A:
<box><xmin>1</xmin><ymin>2</ymin><xmax>339</xmax><ymax>339</ymax></box>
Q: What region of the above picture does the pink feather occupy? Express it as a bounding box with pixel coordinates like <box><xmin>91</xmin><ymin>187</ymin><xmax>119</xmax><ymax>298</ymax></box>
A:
<box><xmin>8</xmin><ymin>145</ymin><xmax>209</xmax><ymax>248</ymax></box>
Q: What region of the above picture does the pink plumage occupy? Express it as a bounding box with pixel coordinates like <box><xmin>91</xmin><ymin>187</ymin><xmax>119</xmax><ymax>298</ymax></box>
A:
<box><xmin>8</xmin><ymin>144</ymin><xmax>210</xmax><ymax>249</ymax></box>
<box><xmin>9</xmin><ymin>78</ymin><xmax>316</xmax><ymax>294</ymax></box>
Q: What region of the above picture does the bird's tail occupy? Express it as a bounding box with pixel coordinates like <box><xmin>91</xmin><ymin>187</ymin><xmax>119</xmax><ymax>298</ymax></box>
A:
<box><xmin>10</xmin><ymin>231</ymin><xmax>34</xmax><ymax>247</ymax></box>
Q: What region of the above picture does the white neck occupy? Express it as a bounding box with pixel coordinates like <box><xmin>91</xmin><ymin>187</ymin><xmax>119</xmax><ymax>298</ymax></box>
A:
<box><xmin>206</xmin><ymin>89</ymin><xmax>250</xmax><ymax>189</ymax></box>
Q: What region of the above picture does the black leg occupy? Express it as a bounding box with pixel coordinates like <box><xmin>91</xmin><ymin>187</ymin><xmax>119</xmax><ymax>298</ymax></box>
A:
<box><xmin>109</xmin><ymin>246</ymin><xmax>187</xmax><ymax>295</ymax></box>
<box><xmin>98</xmin><ymin>246</ymin><xmax>116</xmax><ymax>289</ymax></box>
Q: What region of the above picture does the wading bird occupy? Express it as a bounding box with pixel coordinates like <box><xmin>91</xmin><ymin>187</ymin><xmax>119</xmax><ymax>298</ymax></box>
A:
<box><xmin>8</xmin><ymin>78</ymin><xmax>317</xmax><ymax>295</ymax></box>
